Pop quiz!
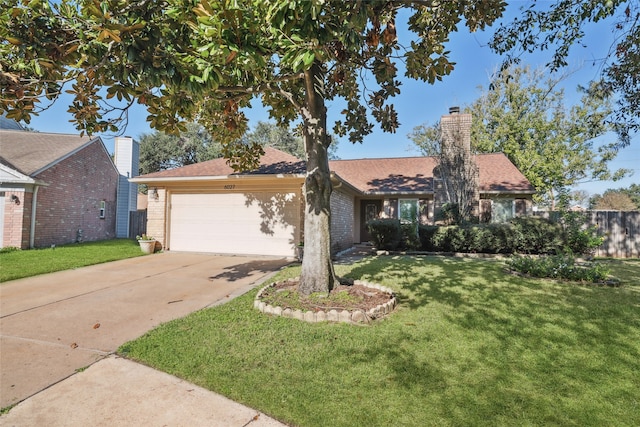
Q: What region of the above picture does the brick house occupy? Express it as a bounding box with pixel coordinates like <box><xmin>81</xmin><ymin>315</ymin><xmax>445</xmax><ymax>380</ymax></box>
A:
<box><xmin>132</xmin><ymin>110</ymin><xmax>535</xmax><ymax>258</ymax></box>
<box><xmin>1</xmin><ymin>122</ymin><xmax>138</xmax><ymax>249</ymax></box>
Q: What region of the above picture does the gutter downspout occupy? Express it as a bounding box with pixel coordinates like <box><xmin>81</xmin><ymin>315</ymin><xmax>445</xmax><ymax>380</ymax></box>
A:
<box><xmin>29</xmin><ymin>185</ymin><xmax>40</xmax><ymax>249</ymax></box>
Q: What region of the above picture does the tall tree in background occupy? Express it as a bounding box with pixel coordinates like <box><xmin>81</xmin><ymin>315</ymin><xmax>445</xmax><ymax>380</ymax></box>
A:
<box><xmin>409</xmin><ymin>66</ymin><xmax>629</xmax><ymax>209</ymax></box>
<box><xmin>140</xmin><ymin>121</ymin><xmax>318</xmax><ymax>176</ymax></box>
<box><xmin>246</xmin><ymin>121</ymin><xmax>306</xmax><ymax>160</ymax></box>
<box><xmin>139</xmin><ymin>122</ymin><xmax>222</xmax><ymax>174</ymax></box>
<box><xmin>590</xmin><ymin>184</ymin><xmax>640</xmax><ymax>210</ymax></box>
<box><xmin>0</xmin><ymin>0</ymin><xmax>506</xmax><ymax>294</ymax></box>
<box><xmin>490</xmin><ymin>0</ymin><xmax>640</xmax><ymax>146</ymax></box>
<box><xmin>590</xmin><ymin>191</ymin><xmax>638</xmax><ymax>210</ymax></box>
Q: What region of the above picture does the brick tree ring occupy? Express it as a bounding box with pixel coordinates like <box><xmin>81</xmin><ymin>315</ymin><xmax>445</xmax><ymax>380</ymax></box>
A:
<box><xmin>254</xmin><ymin>277</ymin><xmax>396</xmax><ymax>324</ymax></box>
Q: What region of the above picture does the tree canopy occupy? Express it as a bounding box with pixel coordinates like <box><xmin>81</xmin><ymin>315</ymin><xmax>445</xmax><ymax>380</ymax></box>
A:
<box><xmin>139</xmin><ymin>122</ymin><xmax>222</xmax><ymax>175</ymax></box>
<box><xmin>590</xmin><ymin>184</ymin><xmax>640</xmax><ymax>210</ymax></box>
<box><xmin>139</xmin><ymin>121</ymin><xmax>321</xmax><ymax>177</ymax></box>
<box><xmin>0</xmin><ymin>0</ymin><xmax>506</xmax><ymax>294</ymax></box>
<box><xmin>490</xmin><ymin>0</ymin><xmax>640</xmax><ymax>146</ymax></box>
<box><xmin>409</xmin><ymin>66</ymin><xmax>630</xmax><ymax>208</ymax></box>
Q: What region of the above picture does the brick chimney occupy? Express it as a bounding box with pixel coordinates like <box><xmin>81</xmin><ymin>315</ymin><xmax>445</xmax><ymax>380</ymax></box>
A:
<box><xmin>433</xmin><ymin>107</ymin><xmax>479</xmax><ymax>223</ymax></box>
<box><xmin>440</xmin><ymin>106</ymin><xmax>472</xmax><ymax>153</ymax></box>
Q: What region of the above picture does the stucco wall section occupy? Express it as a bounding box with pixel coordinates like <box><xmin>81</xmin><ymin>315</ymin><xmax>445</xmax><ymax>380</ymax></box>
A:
<box><xmin>330</xmin><ymin>189</ymin><xmax>354</xmax><ymax>254</ymax></box>
<box><xmin>32</xmin><ymin>141</ymin><xmax>118</xmax><ymax>247</ymax></box>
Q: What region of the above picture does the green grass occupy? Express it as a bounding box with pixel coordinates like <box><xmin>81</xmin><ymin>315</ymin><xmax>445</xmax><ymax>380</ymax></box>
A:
<box><xmin>119</xmin><ymin>256</ymin><xmax>640</xmax><ymax>427</ymax></box>
<box><xmin>0</xmin><ymin>239</ymin><xmax>146</xmax><ymax>282</ymax></box>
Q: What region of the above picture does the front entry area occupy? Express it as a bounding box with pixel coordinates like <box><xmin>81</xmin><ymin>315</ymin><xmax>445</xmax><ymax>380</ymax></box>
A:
<box><xmin>359</xmin><ymin>200</ymin><xmax>382</xmax><ymax>243</ymax></box>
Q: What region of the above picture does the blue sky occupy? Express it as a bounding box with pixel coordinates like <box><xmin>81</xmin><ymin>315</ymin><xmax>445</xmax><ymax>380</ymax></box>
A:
<box><xmin>25</xmin><ymin>3</ymin><xmax>638</xmax><ymax>198</ymax></box>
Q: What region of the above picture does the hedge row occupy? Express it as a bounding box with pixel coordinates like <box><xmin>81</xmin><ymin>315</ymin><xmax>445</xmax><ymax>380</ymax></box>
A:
<box><xmin>367</xmin><ymin>216</ymin><xmax>600</xmax><ymax>255</ymax></box>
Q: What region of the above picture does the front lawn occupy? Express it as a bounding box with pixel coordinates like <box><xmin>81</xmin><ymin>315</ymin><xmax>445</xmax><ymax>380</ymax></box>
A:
<box><xmin>0</xmin><ymin>239</ymin><xmax>146</xmax><ymax>282</ymax></box>
<box><xmin>120</xmin><ymin>256</ymin><xmax>640</xmax><ymax>427</ymax></box>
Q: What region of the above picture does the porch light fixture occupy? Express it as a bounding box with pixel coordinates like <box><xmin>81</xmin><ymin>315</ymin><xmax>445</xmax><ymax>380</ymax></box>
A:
<box><xmin>10</xmin><ymin>194</ymin><xmax>20</xmax><ymax>205</ymax></box>
<box><xmin>150</xmin><ymin>188</ymin><xmax>159</xmax><ymax>200</ymax></box>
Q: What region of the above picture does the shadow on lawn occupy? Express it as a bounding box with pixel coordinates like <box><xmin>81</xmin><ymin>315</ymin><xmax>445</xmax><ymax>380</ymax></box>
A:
<box><xmin>341</xmin><ymin>255</ymin><xmax>640</xmax><ymax>424</ymax></box>
<box><xmin>208</xmin><ymin>258</ymin><xmax>290</xmax><ymax>282</ymax></box>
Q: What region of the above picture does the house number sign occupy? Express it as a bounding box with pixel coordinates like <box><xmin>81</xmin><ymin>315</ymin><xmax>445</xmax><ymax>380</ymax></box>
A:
<box><xmin>224</xmin><ymin>184</ymin><xmax>236</xmax><ymax>190</ymax></box>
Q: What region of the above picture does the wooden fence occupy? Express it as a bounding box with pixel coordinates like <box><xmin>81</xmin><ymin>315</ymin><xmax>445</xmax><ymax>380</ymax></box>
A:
<box><xmin>128</xmin><ymin>209</ymin><xmax>147</xmax><ymax>239</ymax></box>
<box><xmin>534</xmin><ymin>210</ymin><xmax>640</xmax><ymax>258</ymax></box>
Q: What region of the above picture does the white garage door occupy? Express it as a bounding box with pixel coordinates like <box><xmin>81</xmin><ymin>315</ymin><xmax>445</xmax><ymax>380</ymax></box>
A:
<box><xmin>169</xmin><ymin>192</ymin><xmax>300</xmax><ymax>256</ymax></box>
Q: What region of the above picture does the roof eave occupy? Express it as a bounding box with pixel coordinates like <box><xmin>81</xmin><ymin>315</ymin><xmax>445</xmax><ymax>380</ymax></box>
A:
<box><xmin>480</xmin><ymin>189</ymin><xmax>537</xmax><ymax>195</ymax></box>
<box><xmin>129</xmin><ymin>173</ymin><xmax>307</xmax><ymax>184</ymax></box>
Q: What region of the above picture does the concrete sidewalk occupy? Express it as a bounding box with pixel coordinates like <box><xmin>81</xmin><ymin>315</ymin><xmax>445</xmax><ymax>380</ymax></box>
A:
<box><xmin>0</xmin><ymin>252</ymin><xmax>289</xmax><ymax>426</ymax></box>
<box><xmin>1</xmin><ymin>355</ymin><xmax>284</xmax><ymax>426</ymax></box>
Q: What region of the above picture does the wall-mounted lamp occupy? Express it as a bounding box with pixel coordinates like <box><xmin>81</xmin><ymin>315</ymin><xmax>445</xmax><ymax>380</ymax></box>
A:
<box><xmin>10</xmin><ymin>194</ymin><xmax>20</xmax><ymax>205</ymax></box>
<box><xmin>150</xmin><ymin>188</ymin><xmax>159</xmax><ymax>200</ymax></box>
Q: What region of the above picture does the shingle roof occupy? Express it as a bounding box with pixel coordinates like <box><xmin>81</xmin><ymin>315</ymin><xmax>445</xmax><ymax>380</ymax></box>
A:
<box><xmin>139</xmin><ymin>146</ymin><xmax>305</xmax><ymax>178</ymax></box>
<box><xmin>134</xmin><ymin>147</ymin><xmax>535</xmax><ymax>194</ymax></box>
<box><xmin>0</xmin><ymin>130</ymin><xmax>96</xmax><ymax>176</ymax></box>
<box><xmin>330</xmin><ymin>153</ymin><xmax>534</xmax><ymax>194</ymax></box>
<box><xmin>476</xmin><ymin>153</ymin><xmax>535</xmax><ymax>193</ymax></box>
<box><xmin>330</xmin><ymin>156</ymin><xmax>437</xmax><ymax>193</ymax></box>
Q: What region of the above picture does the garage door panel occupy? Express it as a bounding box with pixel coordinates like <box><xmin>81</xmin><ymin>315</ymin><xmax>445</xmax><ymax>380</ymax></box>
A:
<box><xmin>169</xmin><ymin>192</ymin><xmax>299</xmax><ymax>256</ymax></box>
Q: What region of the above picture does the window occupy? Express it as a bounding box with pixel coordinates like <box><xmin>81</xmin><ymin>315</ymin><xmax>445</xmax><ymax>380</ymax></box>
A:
<box><xmin>399</xmin><ymin>199</ymin><xmax>418</xmax><ymax>224</ymax></box>
<box><xmin>492</xmin><ymin>199</ymin><xmax>514</xmax><ymax>223</ymax></box>
<box><xmin>99</xmin><ymin>201</ymin><xmax>106</xmax><ymax>219</ymax></box>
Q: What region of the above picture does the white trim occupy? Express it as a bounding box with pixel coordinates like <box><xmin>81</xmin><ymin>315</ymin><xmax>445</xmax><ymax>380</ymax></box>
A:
<box><xmin>0</xmin><ymin>163</ymin><xmax>46</xmax><ymax>185</ymax></box>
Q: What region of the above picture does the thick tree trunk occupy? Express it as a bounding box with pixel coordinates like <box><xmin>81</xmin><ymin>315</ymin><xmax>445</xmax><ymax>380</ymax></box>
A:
<box><xmin>299</xmin><ymin>62</ymin><xmax>338</xmax><ymax>296</ymax></box>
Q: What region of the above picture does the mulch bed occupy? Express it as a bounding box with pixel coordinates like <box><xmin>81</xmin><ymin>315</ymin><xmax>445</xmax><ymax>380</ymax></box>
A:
<box><xmin>259</xmin><ymin>279</ymin><xmax>393</xmax><ymax>312</ymax></box>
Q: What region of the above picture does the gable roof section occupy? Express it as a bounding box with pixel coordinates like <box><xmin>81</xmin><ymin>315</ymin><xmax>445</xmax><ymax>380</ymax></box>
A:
<box><xmin>0</xmin><ymin>130</ymin><xmax>100</xmax><ymax>176</ymax></box>
<box><xmin>476</xmin><ymin>153</ymin><xmax>535</xmax><ymax>193</ymax></box>
<box><xmin>137</xmin><ymin>146</ymin><xmax>305</xmax><ymax>179</ymax></box>
<box><xmin>133</xmin><ymin>147</ymin><xmax>534</xmax><ymax>195</ymax></box>
<box><xmin>330</xmin><ymin>156</ymin><xmax>436</xmax><ymax>194</ymax></box>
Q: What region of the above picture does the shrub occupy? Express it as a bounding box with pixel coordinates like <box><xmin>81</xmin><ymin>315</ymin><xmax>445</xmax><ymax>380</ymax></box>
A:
<box><xmin>560</xmin><ymin>211</ymin><xmax>604</xmax><ymax>255</ymax></box>
<box><xmin>400</xmin><ymin>222</ymin><xmax>420</xmax><ymax>251</ymax></box>
<box><xmin>0</xmin><ymin>246</ymin><xmax>21</xmax><ymax>254</ymax></box>
<box><xmin>506</xmin><ymin>253</ymin><xmax>610</xmax><ymax>283</ymax></box>
<box><xmin>418</xmin><ymin>225</ymin><xmax>439</xmax><ymax>251</ymax></box>
<box><xmin>368</xmin><ymin>219</ymin><xmax>401</xmax><ymax>250</ymax></box>
<box><xmin>510</xmin><ymin>217</ymin><xmax>563</xmax><ymax>254</ymax></box>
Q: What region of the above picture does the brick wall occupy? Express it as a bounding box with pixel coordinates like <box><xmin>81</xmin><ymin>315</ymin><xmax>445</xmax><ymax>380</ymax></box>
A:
<box><xmin>32</xmin><ymin>141</ymin><xmax>118</xmax><ymax>247</ymax></box>
<box><xmin>145</xmin><ymin>187</ymin><xmax>166</xmax><ymax>249</ymax></box>
<box><xmin>330</xmin><ymin>189</ymin><xmax>354</xmax><ymax>254</ymax></box>
<box><xmin>3</xmin><ymin>190</ymin><xmax>30</xmax><ymax>248</ymax></box>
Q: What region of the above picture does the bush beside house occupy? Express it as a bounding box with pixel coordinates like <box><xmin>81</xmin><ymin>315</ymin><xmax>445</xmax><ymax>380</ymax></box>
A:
<box><xmin>368</xmin><ymin>215</ymin><xmax>601</xmax><ymax>256</ymax></box>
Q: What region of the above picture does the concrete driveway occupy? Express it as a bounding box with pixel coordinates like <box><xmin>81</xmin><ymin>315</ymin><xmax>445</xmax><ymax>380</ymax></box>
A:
<box><xmin>0</xmin><ymin>252</ymin><xmax>289</xmax><ymax>410</ymax></box>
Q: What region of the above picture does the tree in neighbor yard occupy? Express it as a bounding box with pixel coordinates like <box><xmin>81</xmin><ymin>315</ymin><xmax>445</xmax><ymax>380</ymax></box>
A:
<box><xmin>139</xmin><ymin>121</ymin><xmax>321</xmax><ymax>176</ymax></box>
<box><xmin>490</xmin><ymin>0</ymin><xmax>640</xmax><ymax>146</ymax></box>
<box><xmin>409</xmin><ymin>66</ymin><xmax>630</xmax><ymax>209</ymax></box>
<box><xmin>139</xmin><ymin>122</ymin><xmax>223</xmax><ymax>175</ymax></box>
<box><xmin>590</xmin><ymin>185</ymin><xmax>640</xmax><ymax>210</ymax></box>
<box><xmin>0</xmin><ymin>0</ymin><xmax>506</xmax><ymax>295</ymax></box>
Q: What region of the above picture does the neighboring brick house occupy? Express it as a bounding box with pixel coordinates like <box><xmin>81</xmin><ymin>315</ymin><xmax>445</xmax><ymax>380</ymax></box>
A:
<box><xmin>131</xmin><ymin>109</ymin><xmax>535</xmax><ymax>258</ymax></box>
<box><xmin>0</xmin><ymin>123</ymin><xmax>138</xmax><ymax>249</ymax></box>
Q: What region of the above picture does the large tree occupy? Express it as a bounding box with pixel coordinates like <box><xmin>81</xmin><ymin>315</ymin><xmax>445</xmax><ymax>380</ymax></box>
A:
<box><xmin>490</xmin><ymin>0</ymin><xmax>640</xmax><ymax>146</ymax></box>
<box><xmin>409</xmin><ymin>66</ymin><xmax>630</xmax><ymax>208</ymax></box>
<box><xmin>0</xmin><ymin>0</ymin><xmax>506</xmax><ymax>295</ymax></box>
<box><xmin>590</xmin><ymin>190</ymin><xmax>638</xmax><ymax>210</ymax></box>
<box><xmin>590</xmin><ymin>184</ymin><xmax>640</xmax><ymax>210</ymax></box>
<box><xmin>139</xmin><ymin>121</ymin><xmax>317</xmax><ymax>175</ymax></box>
<box><xmin>139</xmin><ymin>122</ymin><xmax>223</xmax><ymax>174</ymax></box>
